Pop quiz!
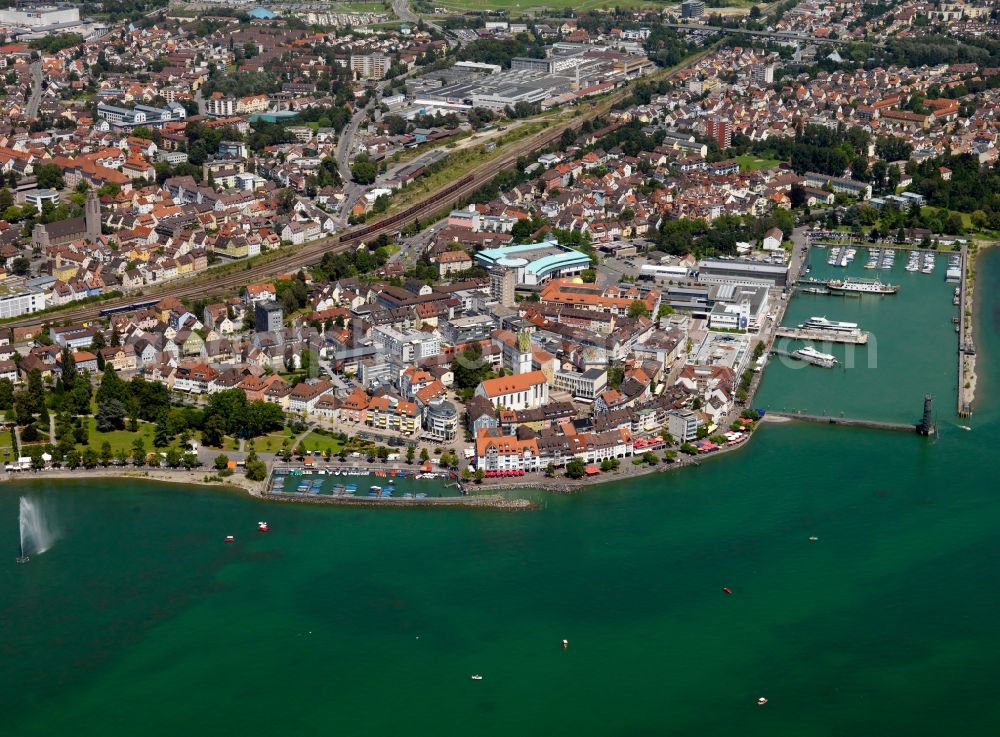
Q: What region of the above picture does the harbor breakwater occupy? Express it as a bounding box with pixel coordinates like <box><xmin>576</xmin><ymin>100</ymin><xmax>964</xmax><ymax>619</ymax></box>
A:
<box><xmin>260</xmin><ymin>490</ymin><xmax>535</xmax><ymax>510</ymax></box>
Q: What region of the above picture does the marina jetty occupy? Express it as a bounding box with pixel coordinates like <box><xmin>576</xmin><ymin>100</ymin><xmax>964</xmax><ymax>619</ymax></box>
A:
<box><xmin>260</xmin><ymin>490</ymin><xmax>535</xmax><ymax>510</ymax></box>
<box><xmin>774</xmin><ymin>327</ymin><xmax>869</xmax><ymax>344</ymax></box>
<box><xmin>775</xmin><ymin>315</ymin><xmax>869</xmax><ymax>344</ymax></box>
<box><xmin>263</xmin><ymin>464</ymin><xmax>537</xmax><ymax>510</ymax></box>
<box><xmin>765</xmin><ymin>395</ymin><xmax>936</xmax><ymax>436</ymax></box>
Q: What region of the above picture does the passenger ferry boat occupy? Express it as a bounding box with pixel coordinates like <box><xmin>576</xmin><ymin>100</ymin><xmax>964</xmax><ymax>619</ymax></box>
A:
<box><xmin>792</xmin><ymin>346</ymin><xmax>838</xmax><ymax>368</ymax></box>
<box><xmin>827</xmin><ymin>277</ymin><xmax>899</xmax><ymax>294</ymax></box>
<box><xmin>800</xmin><ymin>316</ymin><xmax>860</xmax><ymax>334</ymax></box>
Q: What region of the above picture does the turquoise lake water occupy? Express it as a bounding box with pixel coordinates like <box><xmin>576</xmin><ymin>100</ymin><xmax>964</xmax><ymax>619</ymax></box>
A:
<box><xmin>2</xmin><ymin>248</ymin><xmax>999</xmax><ymax>737</ymax></box>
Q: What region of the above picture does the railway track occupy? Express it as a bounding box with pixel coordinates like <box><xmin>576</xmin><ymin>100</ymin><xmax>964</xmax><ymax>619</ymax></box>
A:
<box><xmin>5</xmin><ymin>51</ymin><xmax>707</xmax><ymax>330</ymax></box>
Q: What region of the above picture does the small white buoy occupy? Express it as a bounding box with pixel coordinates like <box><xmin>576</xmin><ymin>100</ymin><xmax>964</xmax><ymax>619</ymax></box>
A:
<box><xmin>757</xmin><ymin>697</ymin><xmax>768</xmax><ymax>706</ymax></box>
<box><xmin>562</xmin><ymin>639</ymin><xmax>569</xmax><ymax>649</ymax></box>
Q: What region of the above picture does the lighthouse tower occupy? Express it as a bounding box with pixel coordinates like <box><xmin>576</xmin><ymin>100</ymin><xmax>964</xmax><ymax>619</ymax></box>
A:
<box><xmin>917</xmin><ymin>394</ymin><xmax>936</xmax><ymax>436</ymax></box>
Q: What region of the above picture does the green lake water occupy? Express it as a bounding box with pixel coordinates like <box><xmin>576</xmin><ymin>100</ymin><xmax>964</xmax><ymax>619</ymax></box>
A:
<box><xmin>756</xmin><ymin>246</ymin><xmax>959</xmax><ymax>422</ymax></box>
<box><xmin>2</xmin><ymin>249</ymin><xmax>999</xmax><ymax>736</ymax></box>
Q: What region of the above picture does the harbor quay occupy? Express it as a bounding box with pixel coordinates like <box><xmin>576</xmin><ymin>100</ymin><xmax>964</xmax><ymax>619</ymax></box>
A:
<box><xmin>763</xmin><ymin>404</ymin><xmax>934</xmax><ymax>436</ymax></box>
<box><xmin>261</xmin><ymin>489</ymin><xmax>534</xmax><ymax>510</ymax></box>
<box><xmin>957</xmin><ymin>244</ymin><xmax>975</xmax><ymax>418</ymax></box>
<box><xmin>774</xmin><ymin>327</ymin><xmax>869</xmax><ymax>345</ymax></box>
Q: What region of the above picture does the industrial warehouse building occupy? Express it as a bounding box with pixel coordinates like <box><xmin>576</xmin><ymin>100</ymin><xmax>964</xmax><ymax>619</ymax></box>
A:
<box><xmin>696</xmin><ymin>258</ymin><xmax>789</xmax><ymax>288</ymax></box>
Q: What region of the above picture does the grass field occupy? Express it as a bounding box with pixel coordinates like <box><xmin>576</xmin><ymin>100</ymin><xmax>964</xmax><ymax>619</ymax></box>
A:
<box><xmin>736</xmin><ymin>154</ymin><xmax>782</xmax><ymax>171</ymax></box>
<box><xmin>85</xmin><ymin>418</ymin><xmax>156</xmax><ymax>454</ymax></box>
<box><xmin>298</xmin><ymin>430</ymin><xmax>346</xmax><ymax>456</ymax></box>
<box><xmin>250</xmin><ymin>429</ymin><xmax>297</xmax><ymax>454</ymax></box>
<box><xmin>920</xmin><ymin>206</ymin><xmax>973</xmax><ymax>229</ymax></box>
<box><xmin>79</xmin><ymin>419</ymin><xmax>293</xmax><ymax>457</ymax></box>
<box><xmin>333</xmin><ymin>1</ymin><xmax>390</xmax><ymax>12</ymax></box>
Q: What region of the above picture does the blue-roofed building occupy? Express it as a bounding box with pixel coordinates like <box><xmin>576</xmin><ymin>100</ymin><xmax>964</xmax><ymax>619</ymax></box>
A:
<box><xmin>248</xmin><ymin>7</ymin><xmax>278</xmax><ymax>19</ymax></box>
<box><xmin>474</xmin><ymin>239</ymin><xmax>592</xmax><ymax>286</ymax></box>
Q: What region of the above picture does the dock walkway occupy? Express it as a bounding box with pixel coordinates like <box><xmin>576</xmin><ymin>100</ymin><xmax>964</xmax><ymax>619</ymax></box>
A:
<box><xmin>765</xmin><ymin>411</ymin><xmax>919</xmax><ymax>434</ymax></box>
<box><xmin>774</xmin><ymin>328</ymin><xmax>869</xmax><ymax>344</ymax></box>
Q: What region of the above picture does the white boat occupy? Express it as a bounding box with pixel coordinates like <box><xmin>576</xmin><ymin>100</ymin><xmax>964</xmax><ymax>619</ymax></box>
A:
<box><xmin>800</xmin><ymin>316</ymin><xmax>860</xmax><ymax>334</ymax></box>
<box><xmin>827</xmin><ymin>278</ymin><xmax>898</xmax><ymax>294</ymax></box>
<box><xmin>792</xmin><ymin>346</ymin><xmax>838</xmax><ymax>368</ymax></box>
<box><xmin>471</xmin><ymin>675</ymin><xmax>483</xmax><ymax>681</ymax></box>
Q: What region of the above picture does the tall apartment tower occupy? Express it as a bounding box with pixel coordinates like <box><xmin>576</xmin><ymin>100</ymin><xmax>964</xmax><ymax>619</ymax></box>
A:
<box><xmin>490</xmin><ymin>267</ymin><xmax>516</xmax><ymax>308</ymax></box>
<box><xmin>751</xmin><ymin>62</ymin><xmax>775</xmax><ymax>87</ymax></box>
<box><xmin>85</xmin><ymin>190</ymin><xmax>101</xmax><ymax>241</ymax></box>
<box><xmin>705</xmin><ymin>116</ymin><xmax>732</xmax><ymax>149</ymax></box>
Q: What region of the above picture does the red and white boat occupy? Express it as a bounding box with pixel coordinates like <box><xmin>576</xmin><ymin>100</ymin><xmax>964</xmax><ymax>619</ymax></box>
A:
<box><xmin>258</xmin><ymin>521</ymin><xmax>269</xmax><ymax>532</ymax></box>
<box><xmin>225</xmin><ymin>535</ymin><xmax>235</xmax><ymax>543</ymax></box>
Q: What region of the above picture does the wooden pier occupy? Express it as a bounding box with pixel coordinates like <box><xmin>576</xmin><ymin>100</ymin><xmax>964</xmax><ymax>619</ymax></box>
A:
<box><xmin>774</xmin><ymin>327</ymin><xmax>869</xmax><ymax>344</ymax></box>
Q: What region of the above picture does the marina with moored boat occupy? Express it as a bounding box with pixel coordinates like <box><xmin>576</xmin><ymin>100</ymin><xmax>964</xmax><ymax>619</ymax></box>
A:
<box><xmin>775</xmin><ymin>315</ymin><xmax>869</xmax><ymax>344</ymax></box>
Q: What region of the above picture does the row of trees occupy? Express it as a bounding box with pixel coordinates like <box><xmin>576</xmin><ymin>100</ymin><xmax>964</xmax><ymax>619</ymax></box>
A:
<box><xmin>655</xmin><ymin>210</ymin><xmax>795</xmax><ymax>258</ymax></box>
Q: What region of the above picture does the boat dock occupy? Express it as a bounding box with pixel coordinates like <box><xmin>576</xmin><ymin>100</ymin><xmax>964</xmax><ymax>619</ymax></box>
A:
<box><xmin>260</xmin><ymin>490</ymin><xmax>534</xmax><ymax>509</ymax></box>
<box><xmin>765</xmin><ymin>411</ymin><xmax>921</xmax><ymax>434</ymax></box>
<box><xmin>774</xmin><ymin>327</ymin><xmax>869</xmax><ymax>344</ymax></box>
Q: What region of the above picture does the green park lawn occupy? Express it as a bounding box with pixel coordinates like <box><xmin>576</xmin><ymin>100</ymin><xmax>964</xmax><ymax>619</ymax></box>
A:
<box><xmin>248</xmin><ymin>429</ymin><xmax>297</xmax><ymax>454</ymax></box>
<box><xmin>85</xmin><ymin>417</ymin><xmax>156</xmax><ymax>454</ymax></box>
<box><xmin>736</xmin><ymin>155</ymin><xmax>782</xmax><ymax>171</ymax></box>
<box><xmin>297</xmin><ymin>430</ymin><xmax>346</xmax><ymax>456</ymax></box>
<box><xmin>920</xmin><ymin>206</ymin><xmax>973</xmax><ymax>229</ymax></box>
<box><xmin>80</xmin><ymin>420</ymin><xmax>267</xmax><ymax>458</ymax></box>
